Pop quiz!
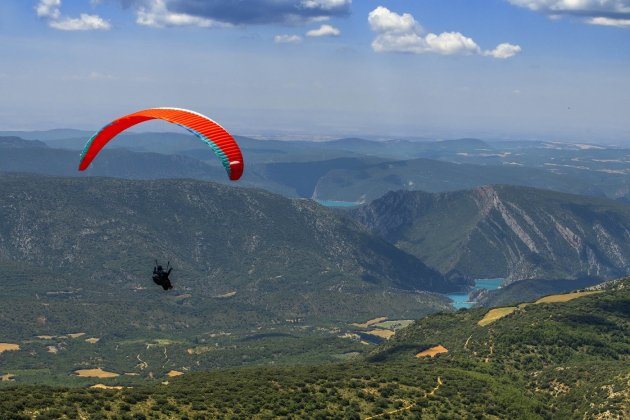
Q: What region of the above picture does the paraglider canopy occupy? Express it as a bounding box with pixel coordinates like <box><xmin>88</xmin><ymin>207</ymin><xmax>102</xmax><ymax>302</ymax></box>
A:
<box><xmin>79</xmin><ymin>107</ymin><xmax>244</xmax><ymax>181</ymax></box>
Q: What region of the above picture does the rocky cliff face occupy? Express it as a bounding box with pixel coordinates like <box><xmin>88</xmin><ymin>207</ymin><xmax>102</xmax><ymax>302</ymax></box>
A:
<box><xmin>353</xmin><ymin>185</ymin><xmax>630</xmax><ymax>281</ymax></box>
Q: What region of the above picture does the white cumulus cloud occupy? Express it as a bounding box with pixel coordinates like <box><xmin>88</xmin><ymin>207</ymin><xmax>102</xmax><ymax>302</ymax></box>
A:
<box><xmin>484</xmin><ymin>42</ymin><xmax>523</xmax><ymax>58</ymax></box>
<box><xmin>36</xmin><ymin>0</ymin><xmax>61</xmax><ymax>19</ymax></box>
<box><xmin>369</xmin><ymin>7</ymin><xmax>521</xmax><ymax>58</ymax></box>
<box><xmin>507</xmin><ymin>0</ymin><xmax>630</xmax><ymax>14</ymax></box>
<box><xmin>35</xmin><ymin>0</ymin><xmax>110</xmax><ymax>31</ymax></box>
<box><xmin>507</xmin><ymin>0</ymin><xmax>630</xmax><ymax>27</ymax></box>
<box><xmin>274</xmin><ymin>34</ymin><xmax>303</xmax><ymax>43</ymax></box>
<box><xmin>50</xmin><ymin>14</ymin><xmax>111</xmax><ymax>31</ymax></box>
<box><xmin>587</xmin><ymin>16</ymin><xmax>630</xmax><ymax>27</ymax></box>
<box><xmin>368</xmin><ymin>6</ymin><xmax>419</xmax><ymax>33</ymax></box>
<box><xmin>306</xmin><ymin>24</ymin><xmax>341</xmax><ymax>37</ymax></box>
<box><xmin>424</xmin><ymin>32</ymin><xmax>482</xmax><ymax>55</ymax></box>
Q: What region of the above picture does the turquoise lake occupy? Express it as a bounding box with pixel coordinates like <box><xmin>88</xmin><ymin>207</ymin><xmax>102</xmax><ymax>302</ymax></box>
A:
<box><xmin>447</xmin><ymin>278</ymin><xmax>504</xmax><ymax>309</ymax></box>
<box><xmin>316</xmin><ymin>200</ymin><xmax>363</xmax><ymax>208</ymax></box>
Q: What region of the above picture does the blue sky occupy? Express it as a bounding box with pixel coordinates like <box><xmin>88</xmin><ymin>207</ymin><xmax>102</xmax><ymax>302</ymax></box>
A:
<box><xmin>1</xmin><ymin>1</ymin><xmax>629</xmax><ymax>142</ymax></box>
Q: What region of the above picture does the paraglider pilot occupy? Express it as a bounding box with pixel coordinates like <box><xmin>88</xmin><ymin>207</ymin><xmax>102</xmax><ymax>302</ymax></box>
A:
<box><xmin>153</xmin><ymin>260</ymin><xmax>173</xmax><ymax>290</ymax></box>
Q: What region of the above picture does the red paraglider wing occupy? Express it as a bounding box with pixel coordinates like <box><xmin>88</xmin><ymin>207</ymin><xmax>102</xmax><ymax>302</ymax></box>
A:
<box><xmin>78</xmin><ymin>107</ymin><xmax>244</xmax><ymax>181</ymax></box>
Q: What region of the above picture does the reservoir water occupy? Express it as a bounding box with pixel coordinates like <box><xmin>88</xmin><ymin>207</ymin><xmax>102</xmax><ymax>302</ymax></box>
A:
<box><xmin>447</xmin><ymin>278</ymin><xmax>504</xmax><ymax>309</ymax></box>
<box><xmin>316</xmin><ymin>200</ymin><xmax>363</xmax><ymax>208</ymax></box>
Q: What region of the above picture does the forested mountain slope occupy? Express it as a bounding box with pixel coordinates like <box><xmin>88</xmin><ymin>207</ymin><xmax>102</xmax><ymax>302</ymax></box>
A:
<box><xmin>2</xmin><ymin>278</ymin><xmax>626</xmax><ymax>419</ymax></box>
<box><xmin>0</xmin><ymin>174</ymin><xmax>461</xmax><ymax>333</ymax></box>
<box><xmin>353</xmin><ymin>185</ymin><xmax>630</xmax><ymax>280</ymax></box>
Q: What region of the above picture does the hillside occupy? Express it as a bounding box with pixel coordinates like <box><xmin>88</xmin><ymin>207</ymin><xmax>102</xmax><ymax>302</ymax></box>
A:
<box><xmin>260</xmin><ymin>157</ymin><xmax>386</xmax><ymax>198</ymax></box>
<box><xmin>475</xmin><ymin>277</ymin><xmax>604</xmax><ymax>307</ymax></box>
<box><xmin>314</xmin><ymin>157</ymin><xmax>605</xmax><ymax>202</ymax></box>
<box><xmin>352</xmin><ymin>185</ymin><xmax>630</xmax><ymax>281</ymax></box>
<box><xmin>85</xmin><ymin>137</ymin><xmax>630</xmax><ymax>203</ymax></box>
<box><xmin>0</xmin><ymin>135</ymin><xmax>373</xmax><ymax>198</ymax></box>
<box><xmin>312</xmin><ymin>137</ymin><xmax>493</xmax><ymax>160</ymax></box>
<box><xmin>1</xmin><ymin>278</ymin><xmax>626</xmax><ymax>418</ymax></box>
<box><xmin>0</xmin><ymin>174</ymin><xmax>462</xmax><ymax>329</ymax></box>
<box><xmin>0</xmin><ymin>136</ymin><xmax>48</xmax><ymax>149</ymax></box>
<box><xmin>0</xmin><ymin>136</ymin><xmax>227</xmax><ymax>181</ymax></box>
<box><xmin>0</xmin><ymin>174</ymin><xmax>468</xmax><ymax>382</ymax></box>
<box><xmin>5</xmin><ymin>133</ymin><xmax>630</xmax><ymax>203</ymax></box>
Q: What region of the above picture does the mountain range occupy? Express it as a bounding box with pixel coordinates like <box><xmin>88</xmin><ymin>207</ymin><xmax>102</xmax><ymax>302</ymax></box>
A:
<box><xmin>352</xmin><ymin>185</ymin><xmax>630</xmax><ymax>281</ymax></box>
<box><xmin>3</xmin><ymin>133</ymin><xmax>630</xmax><ymax>203</ymax></box>
<box><xmin>1</xmin><ymin>130</ymin><xmax>628</xmax><ymax>417</ymax></box>
<box><xmin>0</xmin><ymin>174</ymin><xmax>464</xmax><ymax>335</ymax></box>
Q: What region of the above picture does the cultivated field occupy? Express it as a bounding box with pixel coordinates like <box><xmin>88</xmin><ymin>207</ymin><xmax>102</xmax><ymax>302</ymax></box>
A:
<box><xmin>167</xmin><ymin>370</ymin><xmax>184</xmax><ymax>377</ymax></box>
<box><xmin>416</xmin><ymin>345</ymin><xmax>449</xmax><ymax>358</ymax></box>
<box><xmin>0</xmin><ymin>343</ymin><xmax>20</xmax><ymax>353</ymax></box>
<box><xmin>478</xmin><ymin>290</ymin><xmax>604</xmax><ymax>326</ymax></box>
<box><xmin>364</xmin><ymin>329</ymin><xmax>395</xmax><ymax>340</ymax></box>
<box><xmin>535</xmin><ymin>291</ymin><xmax>602</xmax><ymax>304</ymax></box>
<box><xmin>74</xmin><ymin>368</ymin><xmax>119</xmax><ymax>378</ymax></box>
<box><xmin>352</xmin><ymin>317</ymin><xmax>388</xmax><ymax>328</ymax></box>
<box><xmin>478</xmin><ymin>307</ymin><xmax>517</xmax><ymax>326</ymax></box>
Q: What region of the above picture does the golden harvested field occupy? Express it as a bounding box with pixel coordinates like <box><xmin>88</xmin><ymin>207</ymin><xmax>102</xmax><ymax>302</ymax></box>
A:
<box><xmin>1</xmin><ymin>374</ymin><xmax>15</xmax><ymax>382</ymax></box>
<box><xmin>66</xmin><ymin>333</ymin><xmax>86</xmax><ymax>339</ymax></box>
<box><xmin>167</xmin><ymin>370</ymin><xmax>184</xmax><ymax>377</ymax></box>
<box><xmin>0</xmin><ymin>343</ymin><xmax>20</xmax><ymax>353</ymax></box>
<box><xmin>352</xmin><ymin>317</ymin><xmax>388</xmax><ymax>328</ymax></box>
<box><xmin>74</xmin><ymin>368</ymin><xmax>119</xmax><ymax>378</ymax></box>
<box><xmin>535</xmin><ymin>291</ymin><xmax>602</xmax><ymax>304</ymax></box>
<box><xmin>364</xmin><ymin>329</ymin><xmax>395</xmax><ymax>340</ymax></box>
<box><xmin>85</xmin><ymin>338</ymin><xmax>100</xmax><ymax>344</ymax></box>
<box><xmin>477</xmin><ymin>290</ymin><xmax>604</xmax><ymax>327</ymax></box>
<box><xmin>478</xmin><ymin>307</ymin><xmax>517</xmax><ymax>326</ymax></box>
<box><xmin>416</xmin><ymin>345</ymin><xmax>449</xmax><ymax>358</ymax></box>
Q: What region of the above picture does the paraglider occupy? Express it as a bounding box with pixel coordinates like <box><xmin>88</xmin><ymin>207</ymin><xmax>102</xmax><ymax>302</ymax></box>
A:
<box><xmin>78</xmin><ymin>107</ymin><xmax>244</xmax><ymax>180</ymax></box>
<box><xmin>78</xmin><ymin>108</ymin><xmax>244</xmax><ymax>292</ymax></box>
<box><xmin>153</xmin><ymin>260</ymin><xmax>173</xmax><ymax>291</ymax></box>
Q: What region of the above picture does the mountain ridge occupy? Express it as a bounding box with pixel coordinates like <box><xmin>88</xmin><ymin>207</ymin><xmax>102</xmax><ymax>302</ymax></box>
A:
<box><xmin>0</xmin><ymin>174</ymin><xmax>464</xmax><ymax>329</ymax></box>
<box><xmin>352</xmin><ymin>184</ymin><xmax>630</xmax><ymax>281</ymax></box>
